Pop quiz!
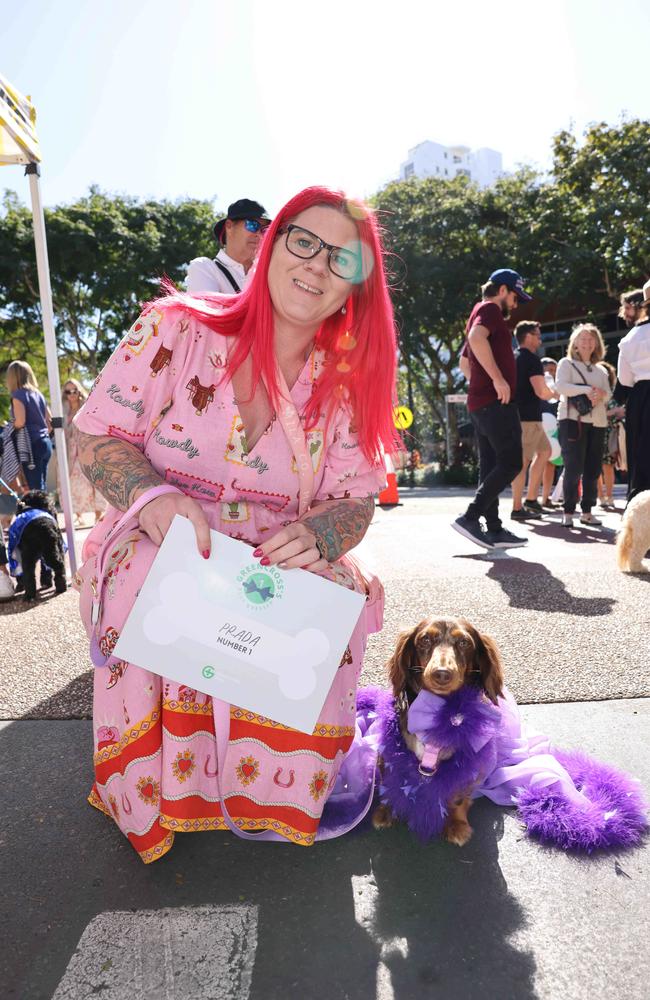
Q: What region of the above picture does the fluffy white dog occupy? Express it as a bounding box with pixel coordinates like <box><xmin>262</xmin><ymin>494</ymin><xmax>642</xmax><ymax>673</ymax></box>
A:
<box><xmin>616</xmin><ymin>490</ymin><xmax>650</xmax><ymax>573</ymax></box>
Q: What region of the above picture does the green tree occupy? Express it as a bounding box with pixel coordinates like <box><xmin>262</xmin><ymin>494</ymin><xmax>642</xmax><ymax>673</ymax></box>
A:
<box><xmin>544</xmin><ymin>118</ymin><xmax>650</xmax><ymax>302</ymax></box>
<box><xmin>374</xmin><ymin>117</ymin><xmax>650</xmax><ymax>463</ymax></box>
<box><xmin>0</xmin><ymin>188</ymin><xmax>218</xmax><ymax>390</ymax></box>
<box><xmin>374</xmin><ymin>172</ymin><xmax>535</xmax><ymax>461</ymax></box>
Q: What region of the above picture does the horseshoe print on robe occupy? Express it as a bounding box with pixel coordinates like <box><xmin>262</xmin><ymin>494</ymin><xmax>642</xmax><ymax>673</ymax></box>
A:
<box><xmin>273</xmin><ymin>767</ymin><xmax>295</xmax><ymax>788</ymax></box>
<box><xmin>204</xmin><ymin>755</ymin><xmax>219</xmax><ymax>778</ymax></box>
<box><xmin>186</xmin><ymin>375</ymin><xmax>217</xmax><ymax>415</ymax></box>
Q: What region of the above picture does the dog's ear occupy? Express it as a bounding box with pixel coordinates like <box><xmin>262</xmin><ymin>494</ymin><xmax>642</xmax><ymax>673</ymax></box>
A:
<box><xmin>469</xmin><ymin>626</ymin><xmax>504</xmax><ymax>704</ymax></box>
<box><xmin>386</xmin><ymin>625</ymin><xmax>421</xmax><ymax>695</ymax></box>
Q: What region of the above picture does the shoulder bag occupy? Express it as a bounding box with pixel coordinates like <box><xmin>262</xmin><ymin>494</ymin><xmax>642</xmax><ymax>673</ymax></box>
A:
<box><xmin>213</xmin><ymin>258</ymin><xmax>242</xmax><ymax>293</ymax></box>
<box><xmin>568</xmin><ymin>362</ymin><xmax>593</xmax><ymax>416</ymax></box>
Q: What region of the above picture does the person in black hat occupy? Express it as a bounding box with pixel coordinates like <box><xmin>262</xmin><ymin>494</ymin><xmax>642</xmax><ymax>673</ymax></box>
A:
<box><xmin>453</xmin><ymin>268</ymin><xmax>532</xmax><ymax>549</ymax></box>
<box><xmin>617</xmin><ymin>277</ymin><xmax>650</xmax><ymax>502</ymax></box>
<box><xmin>186</xmin><ymin>198</ymin><xmax>271</xmax><ymax>295</ymax></box>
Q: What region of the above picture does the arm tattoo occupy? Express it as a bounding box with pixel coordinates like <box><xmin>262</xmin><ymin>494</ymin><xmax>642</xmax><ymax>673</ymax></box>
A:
<box><xmin>301</xmin><ymin>496</ymin><xmax>375</xmax><ymax>562</ymax></box>
<box><xmin>77</xmin><ymin>432</ymin><xmax>164</xmax><ymax>511</ymax></box>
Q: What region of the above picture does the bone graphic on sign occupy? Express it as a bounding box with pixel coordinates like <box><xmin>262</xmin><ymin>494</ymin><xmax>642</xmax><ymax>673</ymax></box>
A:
<box><xmin>141</xmin><ymin>571</ymin><xmax>328</xmax><ymax>700</ymax></box>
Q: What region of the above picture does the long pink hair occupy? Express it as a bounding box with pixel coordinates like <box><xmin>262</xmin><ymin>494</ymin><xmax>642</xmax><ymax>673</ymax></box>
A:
<box><xmin>155</xmin><ymin>186</ymin><xmax>400</xmax><ymax>461</ymax></box>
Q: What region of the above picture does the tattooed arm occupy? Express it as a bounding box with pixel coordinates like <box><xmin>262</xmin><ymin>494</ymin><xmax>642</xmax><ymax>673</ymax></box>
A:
<box><xmin>76</xmin><ymin>432</ymin><xmax>211</xmax><ymax>555</ymax></box>
<box><xmin>76</xmin><ymin>432</ymin><xmax>164</xmax><ymax>511</ymax></box>
<box><xmin>300</xmin><ymin>497</ymin><xmax>375</xmax><ymax>562</ymax></box>
<box><xmin>256</xmin><ymin>496</ymin><xmax>375</xmax><ymax>571</ymax></box>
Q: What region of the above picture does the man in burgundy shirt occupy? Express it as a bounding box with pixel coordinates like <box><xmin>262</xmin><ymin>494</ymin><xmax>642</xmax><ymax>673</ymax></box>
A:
<box><xmin>453</xmin><ymin>269</ymin><xmax>531</xmax><ymax>549</ymax></box>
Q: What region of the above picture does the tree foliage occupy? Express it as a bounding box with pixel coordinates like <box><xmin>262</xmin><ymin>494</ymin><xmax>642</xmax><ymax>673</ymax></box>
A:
<box><xmin>373</xmin><ymin>117</ymin><xmax>650</xmax><ymax>460</ymax></box>
<box><xmin>0</xmin><ymin>187</ymin><xmax>217</xmax><ymax>392</ymax></box>
<box><xmin>1</xmin><ymin>119</ymin><xmax>648</xmax><ymax>446</ymax></box>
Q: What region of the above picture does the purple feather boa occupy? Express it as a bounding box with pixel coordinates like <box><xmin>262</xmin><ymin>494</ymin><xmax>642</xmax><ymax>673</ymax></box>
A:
<box><xmin>334</xmin><ymin>686</ymin><xmax>649</xmax><ymax>853</ymax></box>
<box><xmin>376</xmin><ymin>686</ymin><xmax>501</xmax><ymax>841</ymax></box>
<box><xmin>516</xmin><ymin>749</ymin><xmax>649</xmax><ymax>852</ymax></box>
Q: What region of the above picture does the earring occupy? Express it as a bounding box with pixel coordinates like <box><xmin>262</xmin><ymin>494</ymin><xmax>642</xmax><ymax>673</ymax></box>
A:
<box><xmin>336</xmin><ymin>328</ymin><xmax>357</xmax><ymax>373</ymax></box>
<box><xmin>341</xmin><ymin>304</ymin><xmax>347</xmax><ymax>315</ymax></box>
<box><xmin>338</xmin><ymin>330</ymin><xmax>357</xmax><ymax>351</ymax></box>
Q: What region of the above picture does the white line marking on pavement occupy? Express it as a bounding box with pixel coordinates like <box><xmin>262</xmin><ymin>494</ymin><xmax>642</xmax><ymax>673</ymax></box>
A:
<box><xmin>52</xmin><ymin>904</ymin><xmax>259</xmax><ymax>1000</ymax></box>
<box><xmin>352</xmin><ymin>872</ymin><xmax>409</xmax><ymax>1000</ymax></box>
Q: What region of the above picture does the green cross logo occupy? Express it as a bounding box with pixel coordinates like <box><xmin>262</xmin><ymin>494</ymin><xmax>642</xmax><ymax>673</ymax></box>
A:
<box><xmin>242</xmin><ymin>571</ymin><xmax>276</xmax><ymax>606</ymax></box>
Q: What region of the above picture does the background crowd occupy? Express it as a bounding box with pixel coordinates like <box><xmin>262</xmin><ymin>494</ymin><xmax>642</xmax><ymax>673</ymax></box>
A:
<box><xmin>2</xmin><ymin>168</ymin><xmax>650</xmax><ymax>592</ymax></box>
<box><xmin>453</xmin><ymin>278</ymin><xmax>650</xmax><ymax>551</ymax></box>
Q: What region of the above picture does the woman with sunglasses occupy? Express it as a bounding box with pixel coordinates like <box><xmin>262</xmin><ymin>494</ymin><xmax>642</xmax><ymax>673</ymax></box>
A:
<box><xmin>186</xmin><ymin>197</ymin><xmax>271</xmax><ymax>295</ymax></box>
<box><xmin>73</xmin><ymin>186</ymin><xmax>400</xmax><ymax>862</ymax></box>
<box><xmin>61</xmin><ymin>379</ymin><xmax>107</xmax><ymax>527</ymax></box>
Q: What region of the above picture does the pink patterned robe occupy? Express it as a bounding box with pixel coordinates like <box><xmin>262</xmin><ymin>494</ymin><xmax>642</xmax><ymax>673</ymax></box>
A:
<box><xmin>73</xmin><ymin>302</ymin><xmax>385</xmax><ymax>862</ymax></box>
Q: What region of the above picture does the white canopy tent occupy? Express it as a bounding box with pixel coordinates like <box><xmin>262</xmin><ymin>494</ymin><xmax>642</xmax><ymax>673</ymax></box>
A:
<box><xmin>0</xmin><ymin>72</ymin><xmax>77</xmax><ymax>572</ymax></box>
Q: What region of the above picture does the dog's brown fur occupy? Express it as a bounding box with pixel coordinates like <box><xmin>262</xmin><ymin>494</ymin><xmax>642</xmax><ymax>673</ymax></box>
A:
<box><xmin>373</xmin><ymin>617</ymin><xmax>505</xmax><ymax>846</ymax></box>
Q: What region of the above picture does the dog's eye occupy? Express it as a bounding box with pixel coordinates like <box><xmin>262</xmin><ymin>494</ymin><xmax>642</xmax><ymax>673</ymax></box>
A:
<box><xmin>456</xmin><ymin>637</ymin><xmax>471</xmax><ymax>649</ymax></box>
<box><xmin>416</xmin><ymin>634</ymin><xmax>435</xmax><ymax>649</ymax></box>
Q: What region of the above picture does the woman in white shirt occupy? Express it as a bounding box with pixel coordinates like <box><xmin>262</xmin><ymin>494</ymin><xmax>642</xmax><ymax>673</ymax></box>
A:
<box><xmin>555</xmin><ymin>324</ymin><xmax>611</xmax><ymax>527</ymax></box>
<box><xmin>617</xmin><ymin>283</ymin><xmax>650</xmax><ymax>502</ymax></box>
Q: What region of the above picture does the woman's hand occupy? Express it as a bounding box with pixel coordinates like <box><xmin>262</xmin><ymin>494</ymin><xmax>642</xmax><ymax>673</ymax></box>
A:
<box><xmin>254</xmin><ymin>521</ymin><xmax>328</xmax><ymax>573</ymax></box>
<box><xmin>138</xmin><ymin>492</ymin><xmax>212</xmax><ymax>558</ymax></box>
<box><xmin>255</xmin><ymin>497</ymin><xmax>375</xmax><ymax>573</ymax></box>
<box><xmin>588</xmin><ymin>387</ymin><xmax>606</xmax><ymax>403</ymax></box>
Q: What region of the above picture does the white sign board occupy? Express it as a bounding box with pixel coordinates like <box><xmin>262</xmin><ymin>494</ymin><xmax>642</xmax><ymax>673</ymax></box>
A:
<box><xmin>114</xmin><ymin>516</ymin><xmax>365</xmax><ymax>733</ymax></box>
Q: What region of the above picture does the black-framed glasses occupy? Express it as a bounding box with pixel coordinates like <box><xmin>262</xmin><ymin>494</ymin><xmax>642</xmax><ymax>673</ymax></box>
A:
<box><xmin>63</xmin><ymin>389</ymin><xmax>79</xmax><ymax>395</ymax></box>
<box><xmin>278</xmin><ymin>224</ymin><xmax>361</xmax><ymax>281</ymax></box>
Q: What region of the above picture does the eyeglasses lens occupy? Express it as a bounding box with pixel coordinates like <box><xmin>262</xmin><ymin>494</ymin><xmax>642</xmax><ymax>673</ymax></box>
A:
<box><xmin>286</xmin><ymin>227</ymin><xmax>358</xmax><ymax>280</ymax></box>
<box><xmin>244</xmin><ymin>219</ymin><xmax>265</xmax><ymax>233</ymax></box>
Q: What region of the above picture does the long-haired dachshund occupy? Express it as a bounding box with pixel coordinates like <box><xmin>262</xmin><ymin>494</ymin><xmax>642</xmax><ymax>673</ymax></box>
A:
<box><xmin>373</xmin><ymin>617</ymin><xmax>504</xmax><ymax>846</ymax></box>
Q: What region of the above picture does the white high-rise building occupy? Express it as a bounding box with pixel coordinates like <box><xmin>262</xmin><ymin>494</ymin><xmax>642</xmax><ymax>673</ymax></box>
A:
<box><xmin>400</xmin><ymin>141</ymin><xmax>502</xmax><ymax>188</ymax></box>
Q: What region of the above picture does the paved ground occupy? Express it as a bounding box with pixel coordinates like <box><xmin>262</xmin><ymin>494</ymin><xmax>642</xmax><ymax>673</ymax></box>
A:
<box><xmin>1</xmin><ymin>489</ymin><xmax>649</xmax><ymax>999</ymax></box>
<box><xmin>2</xmin><ymin>487</ymin><xmax>649</xmax><ymax>718</ymax></box>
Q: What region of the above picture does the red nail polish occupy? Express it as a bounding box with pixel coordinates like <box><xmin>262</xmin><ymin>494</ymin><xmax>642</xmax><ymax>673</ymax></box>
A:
<box><xmin>202</xmin><ymin>549</ymin><xmax>210</xmax><ymax>560</ymax></box>
<box><xmin>260</xmin><ymin>556</ymin><xmax>270</xmax><ymax>566</ymax></box>
<box><xmin>253</xmin><ymin>548</ymin><xmax>262</xmax><ymax>557</ymax></box>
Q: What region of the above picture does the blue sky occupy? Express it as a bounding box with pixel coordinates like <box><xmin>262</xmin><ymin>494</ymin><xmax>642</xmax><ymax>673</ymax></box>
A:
<box><xmin>3</xmin><ymin>0</ymin><xmax>649</xmax><ymax>217</ymax></box>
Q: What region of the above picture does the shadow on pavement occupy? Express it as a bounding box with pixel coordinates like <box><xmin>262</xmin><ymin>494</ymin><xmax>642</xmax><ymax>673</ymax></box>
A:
<box><xmin>2</xmin><ymin>689</ymin><xmax>538</xmax><ymax>1000</ymax></box>
<box><xmin>0</xmin><ymin>587</ymin><xmax>68</xmax><ymax>615</ymax></box>
<box><xmin>526</xmin><ymin>521</ymin><xmax>616</xmax><ymax>545</ymax></box>
<box><xmin>457</xmin><ymin>554</ymin><xmax>616</xmax><ymax>616</ymax></box>
<box><xmin>18</xmin><ymin>669</ymin><xmax>94</xmax><ymax>720</ymax></box>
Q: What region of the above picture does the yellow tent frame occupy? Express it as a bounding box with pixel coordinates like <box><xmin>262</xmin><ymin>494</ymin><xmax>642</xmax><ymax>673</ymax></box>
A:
<box><xmin>1</xmin><ymin>72</ymin><xmax>77</xmax><ymax>571</ymax></box>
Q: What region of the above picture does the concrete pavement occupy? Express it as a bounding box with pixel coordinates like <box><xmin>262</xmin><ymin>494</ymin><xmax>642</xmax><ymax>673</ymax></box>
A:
<box><xmin>1</xmin><ymin>489</ymin><xmax>648</xmax><ymax>999</ymax></box>
<box><xmin>2</xmin><ymin>487</ymin><xmax>648</xmax><ymax>718</ymax></box>
<box><xmin>1</xmin><ymin>700</ymin><xmax>648</xmax><ymax>1000</ymax></box>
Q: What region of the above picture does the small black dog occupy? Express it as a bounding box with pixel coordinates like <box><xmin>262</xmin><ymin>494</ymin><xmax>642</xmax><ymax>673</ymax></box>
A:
<box><xmin>13</xmin><ymin>491</ymin><xmax>67</xmax><ymax>601</ymax></box>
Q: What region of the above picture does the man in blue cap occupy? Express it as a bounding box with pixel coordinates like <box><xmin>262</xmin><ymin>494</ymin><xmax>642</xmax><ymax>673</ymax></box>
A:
<box><xmin>453</xmin><ymin>268</ymin><xmax>532</xmax><ymax>549</ymax></box>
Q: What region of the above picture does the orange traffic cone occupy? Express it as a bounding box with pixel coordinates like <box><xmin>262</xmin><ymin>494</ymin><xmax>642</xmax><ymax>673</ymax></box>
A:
<box><xmin>378</xmin><ymin>454</ymin><xmax>401</xmax><ymax>507</ymax></box>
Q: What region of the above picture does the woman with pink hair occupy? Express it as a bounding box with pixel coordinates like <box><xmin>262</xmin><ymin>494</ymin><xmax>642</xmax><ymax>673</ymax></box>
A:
<box><xmin>72</xmin><ymin>186</ymin><xmax>399</xmax><ymax>862</ymax></box>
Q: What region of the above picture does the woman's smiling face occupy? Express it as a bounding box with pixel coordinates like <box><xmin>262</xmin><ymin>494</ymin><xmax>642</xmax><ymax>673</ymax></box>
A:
<box><xmin>267</xmin><ymin>206</ymin><xmax>359</xmax><ymax>329</ymax></box>
<box><xmin>576</xmin><ymin>330</ymin><xmax>597</xmax><ymax>359</ymax></box>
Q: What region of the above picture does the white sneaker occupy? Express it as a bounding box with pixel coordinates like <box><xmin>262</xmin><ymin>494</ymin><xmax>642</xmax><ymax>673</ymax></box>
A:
<box><xmin>580</xmin><ymin>513</ymin><xmax>603</xmax><ymax>526</ymax></box>
<box><xmin>0</xmin><ymin>572</ymin><xmax>15</xmax><ymax>601</ymax></box>
<box><xmin>562</xmin><ymin>513</ymin><xmax>574</xmax><ymax>527</ymax></box>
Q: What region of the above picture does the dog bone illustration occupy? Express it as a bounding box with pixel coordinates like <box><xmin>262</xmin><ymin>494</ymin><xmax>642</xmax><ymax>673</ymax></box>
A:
<box><xmin>141</xmin><ymin>571</ymin><xmax>328</xmax><ymax>700</ymax></box>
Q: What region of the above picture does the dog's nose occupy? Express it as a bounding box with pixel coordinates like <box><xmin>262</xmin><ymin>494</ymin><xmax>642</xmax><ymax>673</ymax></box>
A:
<box><xmin>433</xmin><ymin>669</ymin><xmax>452</xmax><ymax>684</ymax></box>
